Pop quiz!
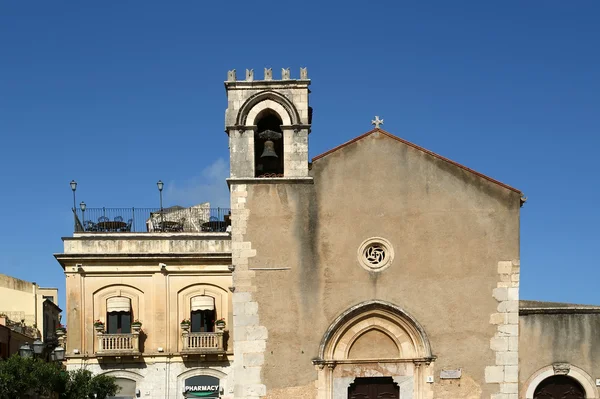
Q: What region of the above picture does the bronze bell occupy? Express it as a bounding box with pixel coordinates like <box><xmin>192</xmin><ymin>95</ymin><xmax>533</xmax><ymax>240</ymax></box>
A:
<box><xmin>260</xmin><ymin>140</ymin><xmax>278</xmax><ymax>158</ymax></box>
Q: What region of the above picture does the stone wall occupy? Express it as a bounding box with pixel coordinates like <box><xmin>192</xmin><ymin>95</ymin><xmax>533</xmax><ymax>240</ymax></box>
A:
<box><xmin>67</xmin><ymin>360</ymin><xmax>233</xmax><ymax>398</ymax></box>
<box><xmin>485</xmin><ymin>260</ymin><xmax>520</xmax><ymax>399</ymax></box>
<box><xmin>230</xmin><ymin>182</ymin><xmax>267</xmax><ymax>398</ymax></box>
<box><xmin>519</xmin><ymin>307</ymin><xmax>600</xmax><ymax>398</ymax></box>
<box><xmin>238</xmin><ymin>131</ymin><xmax>521</xmax><ymax>398</ymax></box>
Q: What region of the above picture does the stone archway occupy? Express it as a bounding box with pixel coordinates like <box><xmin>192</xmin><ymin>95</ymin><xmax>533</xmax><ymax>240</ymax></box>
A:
<box><xmin>534</xmin><ymin>375</ymin><xmax>585</xmax><ymax>398</ymax></box>
<box><xmin>313</xmin><ymin>300</ymin><xmax>435</xmax><ymax>399</ymax></box>
<box><xmin>524</xmin><ymin>363</ymin><xmax>598</xmax><ymax>399</ymax></box>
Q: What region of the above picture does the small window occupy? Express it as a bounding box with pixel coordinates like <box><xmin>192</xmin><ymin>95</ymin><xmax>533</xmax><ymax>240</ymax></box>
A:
<box><xmin>190</xmin><ymin>296</ymin><xmax>216</xmax><ymax>333</ymax></box>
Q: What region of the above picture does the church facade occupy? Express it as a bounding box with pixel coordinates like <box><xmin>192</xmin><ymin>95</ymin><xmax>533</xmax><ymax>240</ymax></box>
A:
<box><xmin>55</xmin><ymin>68</ymin><xmax>600</xmax><ymax>399</ymax></box>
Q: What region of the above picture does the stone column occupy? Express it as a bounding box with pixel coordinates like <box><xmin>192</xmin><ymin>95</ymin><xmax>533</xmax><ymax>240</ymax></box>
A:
<box><xmin>283</xmin><ymin>128</ymin><xmax>308</xmax><ymax>177</ymax></box>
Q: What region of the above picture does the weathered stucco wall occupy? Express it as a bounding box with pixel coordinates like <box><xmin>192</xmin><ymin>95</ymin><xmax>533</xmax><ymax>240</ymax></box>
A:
<box><xmin>519</xmin><ymin>311</ymin><xmax>600</xmax><ymax>397</ymax></box>
<box><xmin>243</xmin><ymin>132</ymin><xmax>521</xmax><ymax>398</ymax></box>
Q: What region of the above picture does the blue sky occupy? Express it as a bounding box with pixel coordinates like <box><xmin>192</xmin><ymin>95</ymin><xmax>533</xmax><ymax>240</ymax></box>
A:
<box><xmin>1</xmin><ymin>2</ymin><xmax>599</xmax><ymax>313</ymax></box>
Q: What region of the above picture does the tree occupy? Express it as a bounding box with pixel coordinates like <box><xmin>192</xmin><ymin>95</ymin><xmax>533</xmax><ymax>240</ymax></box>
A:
<box><xmin>0</xmin><ymin>355</ymin><xmax>64</xmax><ymax>398</ymax></box>
<box><xmin>62</xmin><ymin>368</ymin><xmax>119</xmax><ymax>399</ymax></box>
<box><xmin>0</xmin><ymin>355</ymin><xmax>118</xmax><ymax>399</ymax></box>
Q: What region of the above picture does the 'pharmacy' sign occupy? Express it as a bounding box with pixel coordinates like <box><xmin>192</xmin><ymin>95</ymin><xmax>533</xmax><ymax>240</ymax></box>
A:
<box><xmin>184</xmin><ymin>375</ymin><xmax>220</xmax><ymax>398</ymax></box>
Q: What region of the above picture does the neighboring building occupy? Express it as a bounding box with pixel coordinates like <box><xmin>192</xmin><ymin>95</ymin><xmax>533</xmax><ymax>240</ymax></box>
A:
<box><xmin>55</xmin><ymin>68</ymin><xmax>599</xmax><ymax>399</ymax></box>
<box><xmin>519</xmin><ymin>301</ymin><xmax>600</xmax><ymax>399</ymax></box>
<box><xmin>0</xmin><ymin>273</ymin><xmax>61</xmax><ymax>346</ymax></box>
<box><xmin>54</xmin><ymin>207</ymin><xmax>233</xmax><ymax>398</ymax></box>
<box><xmin>0</xmin><ymin>316</ymin><xmax>35</xmax><ymax>359</ymax></box>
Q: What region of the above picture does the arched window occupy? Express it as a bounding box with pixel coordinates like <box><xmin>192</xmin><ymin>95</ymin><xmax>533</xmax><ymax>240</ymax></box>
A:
<box><xmin>190</xmin><ymin>296</ymin><xmax>215</xmax><ymax>333</ymax></box>
<box><xmin>254</xmin><ymin>109</ymin><xmax>284</xmax><ymax>177</ymax></box>
<box><xmin>106</xmin><ymin>297</ymin><xmax>132</xmax><ymax>334</ymax></box>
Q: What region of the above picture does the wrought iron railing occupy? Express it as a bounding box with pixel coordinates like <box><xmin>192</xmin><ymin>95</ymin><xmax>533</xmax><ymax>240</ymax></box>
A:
<box><xmin>181</xmin><ymin>331</ymin><xmax>225</xmax><ymax>353</ymax></box>
<box><xmin>73</xmin><ymin>207</ymin><xmax>230</xmax><ymax>233</ymax></box>
<box><xmin>96</xmin><ymin>332</ymin><xmax>140</xmax><ymax>355</ymax></box>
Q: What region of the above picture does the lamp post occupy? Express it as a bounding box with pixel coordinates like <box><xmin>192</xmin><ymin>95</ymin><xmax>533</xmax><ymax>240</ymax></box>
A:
<box><xmin>49</xmin><ymin>346</ymin><xmax>65</xmax><ymax>362</ymax></box>
<box><xmin>70</xmin><ymin>180</ymin><xmax>77</xmax><ymax>230</ymax></box>
<box><xmin>19</xmin><ymin>340</ymin><xmax>65</xmax><ymax>362</ymax></box>
<box><xmin>157</xmin><ymin>180</ymin><xmax>164</xmax><ymax>231</ymax></box>
<box><xmin>80</xmin><ymin>202</ymin><xmax>86</xmax><ymax>230</ymax></box>
<box><xmin>18</xmin><ymin>342</ymin><xmax>33</xmax><ymax>358</ymax></box>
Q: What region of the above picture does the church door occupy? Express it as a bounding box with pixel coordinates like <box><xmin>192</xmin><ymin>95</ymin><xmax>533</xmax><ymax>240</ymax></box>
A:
<box><xmin>348</xmin><ymin>377</ymin><xmax>400</xmax><ymax>399</ymax></box>
<box><xmin>533</xmin><ymin>375</ymin><xmax>585</xmax><ymax>399</ymax></box>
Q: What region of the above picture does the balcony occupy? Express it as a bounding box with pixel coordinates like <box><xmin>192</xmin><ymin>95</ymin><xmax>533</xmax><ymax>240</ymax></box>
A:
<box><xmin>95</xmin><ymin>332</ymin><xmax>140</xmax><ymax>358</ymax></box>
<box><xmin>72</xmin><ymin>206</ymin><xmax>230</xmax><ymax>233</ymax></box>
<box><xmin>181</xmin><ymin>331</ymin><xmax>226</xmax><ymax>357</ymax></box>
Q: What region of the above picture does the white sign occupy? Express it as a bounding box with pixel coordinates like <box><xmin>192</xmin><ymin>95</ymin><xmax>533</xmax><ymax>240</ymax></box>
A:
<box><xmin>440</xmin><ymin>369</ymin><xmax>462</xmax><ymax>379</ymax></box>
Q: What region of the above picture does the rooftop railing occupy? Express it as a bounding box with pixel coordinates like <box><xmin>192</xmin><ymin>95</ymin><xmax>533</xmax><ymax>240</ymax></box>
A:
<box><xmin>73</xmin><ymin>207</ymin><xmax>230</xmax><ymax>233</ymax></box>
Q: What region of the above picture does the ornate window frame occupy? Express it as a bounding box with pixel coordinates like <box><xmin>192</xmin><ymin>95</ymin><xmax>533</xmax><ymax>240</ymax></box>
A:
<box><xmin>357</xmin><ymin>237</ymin><xmax>394</xmax><ymax>272</ymax></box>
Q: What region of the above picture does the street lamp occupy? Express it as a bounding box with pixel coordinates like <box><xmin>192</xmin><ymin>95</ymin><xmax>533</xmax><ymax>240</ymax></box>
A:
<box><xmin>80</xmin><ymin>201</ymin><xmax>86</xmax><ymax>229</ymax></box>
<box><xmin>32</xmin><ymin>339</ymin><xmax>45</xmax><ymax>355</ymax></box>
<box><xmin>157</xmin><ymin>180</ymin><xmax>164</xmax><ymax>231</ymax></box>
<box><xmin>70</xmin><ymin>180</ymin><xmax>77</xmax><ymax>230</ymax></box>
<box><xmin>19</xmin><ymin>342</ymin><xmax>33</xmax><ymax>358</ymax></box>
<box><xmin>50</xmin><ymin>346</ymin><xmax>65</xmax><ymax>362</ymax></box>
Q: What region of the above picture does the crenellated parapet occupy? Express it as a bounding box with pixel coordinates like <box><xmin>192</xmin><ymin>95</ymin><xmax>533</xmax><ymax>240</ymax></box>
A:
<box><xmin>226</xmin><ymin>67</ymin><xmax>309</xmax><ymax>82</ymax></box>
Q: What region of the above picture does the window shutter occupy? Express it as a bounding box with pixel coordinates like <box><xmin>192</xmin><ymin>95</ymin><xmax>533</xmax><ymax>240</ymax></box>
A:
<box><xmin>121</xmin><ymin>313</ymin><xmax>131</xmax><ymax>334</ymax></box>
<box><xmin>108</xmin><ymin>313</ymin><xmax>119</xmax><ymax>334</ymax></box>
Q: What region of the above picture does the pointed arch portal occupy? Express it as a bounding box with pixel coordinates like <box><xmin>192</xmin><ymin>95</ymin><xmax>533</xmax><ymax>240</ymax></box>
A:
<box><xmin>313</xmin><ymin>300</ymin><xmax>435</xmax><ymax>399</ymax></box>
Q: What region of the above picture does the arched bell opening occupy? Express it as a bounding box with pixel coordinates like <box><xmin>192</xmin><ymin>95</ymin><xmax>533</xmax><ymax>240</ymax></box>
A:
<box><xmin>254</xmin><ymin>109</ymin><xmax>284</xmax><ymax>177</ymax></box>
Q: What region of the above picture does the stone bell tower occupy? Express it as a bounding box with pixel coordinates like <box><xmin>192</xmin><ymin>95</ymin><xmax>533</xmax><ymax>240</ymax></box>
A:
<box><xmin>224</xmin><ymin>67</ymin><xmax>311</xmax><ymax>179</ymax></box>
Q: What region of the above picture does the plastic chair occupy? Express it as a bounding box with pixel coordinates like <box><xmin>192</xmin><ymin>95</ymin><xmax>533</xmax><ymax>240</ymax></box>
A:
<box><xmin>114</xmin><ymin>216</ymin><xmax>123</xmax><ymax>222</ymax></box>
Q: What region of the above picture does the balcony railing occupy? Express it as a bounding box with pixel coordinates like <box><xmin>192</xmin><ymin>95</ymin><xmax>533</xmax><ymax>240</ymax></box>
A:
<box><xmin>96</xmin><ymin>332</ymin><xmax>140</xmax><ymax>357</ymax></box>
<box><xmin>181</xmin><ymin>331</ymin><xmax>225</xmax><ymax>354</ymax></box>
<box><xmin>73</xmin><ymin>207</ymin><xmax>230</xmax><ymax>233</ymax></box>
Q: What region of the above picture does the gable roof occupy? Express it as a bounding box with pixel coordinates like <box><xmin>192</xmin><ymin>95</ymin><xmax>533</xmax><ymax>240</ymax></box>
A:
<box><xmin>312</xmin><ymin>128</ymin><xmax>522</xmax><ymax>194</ymax></box>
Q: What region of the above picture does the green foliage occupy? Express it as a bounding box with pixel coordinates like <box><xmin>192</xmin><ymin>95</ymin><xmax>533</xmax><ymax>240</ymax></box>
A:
<box><xmin>61</xmin><ymin>368</ymin><xmax>118</xmax><ymax>399</ymax></box>
<box><xmin>0</xmin><ymin>355</ymin><xmax>64</xmax><ymax>398</ymax></box>
<box><xmin>0</xmin><ymin>355</ymin><xmax>119</xmax><ymax>399</ymax></box>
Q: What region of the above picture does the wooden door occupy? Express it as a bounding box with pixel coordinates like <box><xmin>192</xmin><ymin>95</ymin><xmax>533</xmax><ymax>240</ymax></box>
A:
<box><xmin>348</xmin><ymin>377</ymin><xmax>400</xmax><ymax>399</ymax></box>
<box><xmin>534</xmin><ymin>375</ymin><xmax>585</xmax><ymax>399</ymax></box>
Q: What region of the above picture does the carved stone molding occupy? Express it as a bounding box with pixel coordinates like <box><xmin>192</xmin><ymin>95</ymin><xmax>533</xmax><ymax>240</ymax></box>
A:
<box><xmin>553</xmin><ymin>363</ymin><xmax>571</xmax><ymax>375</ymax></box>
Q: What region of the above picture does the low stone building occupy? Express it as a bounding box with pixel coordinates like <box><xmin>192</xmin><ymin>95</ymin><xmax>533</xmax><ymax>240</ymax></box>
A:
<box><xmin>55</xmin><ymin>68</ymin><xmax>599</xmax><ymax>399</ymax></box>
<box><xmin>519</xmin><ymin>301</ymin><xmax>600</xmax><ymax>399</ymax></box>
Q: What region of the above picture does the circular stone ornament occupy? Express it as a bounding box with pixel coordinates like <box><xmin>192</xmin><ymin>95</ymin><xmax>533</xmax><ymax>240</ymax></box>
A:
<box><xmin>357</xmin><ymin>237</ymin><xmax>394</xmax><ymax>272</ymax></box>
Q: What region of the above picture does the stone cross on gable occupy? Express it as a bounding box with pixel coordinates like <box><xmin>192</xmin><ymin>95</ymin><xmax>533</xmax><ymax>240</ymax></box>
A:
<box><xmin>371</xmin><ymin>116</ymin><xmax>384</xmax><ymax>128</ymax></box>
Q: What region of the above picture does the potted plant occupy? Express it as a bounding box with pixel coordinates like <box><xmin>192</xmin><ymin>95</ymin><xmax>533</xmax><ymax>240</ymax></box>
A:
<box><xmin>180</xmin><ymin>318</ymin><xmax>191</xmax><ymax>332</ymax></box>
<box><xmin>55</xmin><ymin>324</ymin><xmax>66</xmax><ymax>336</ymax></box>
<box><xmin>215</xmin><ymin>318</ymin><xmax>226</xmax><ymax>331</ymax></box>
<box><xmin>93</xmin><ymin>319</ymin><xmax>104</xmax><ymax>333</ymax></box>
<box><xmin>131</xmin><ymin>319</ymin><xmax>142</xmax><ymax>332</ymax></box>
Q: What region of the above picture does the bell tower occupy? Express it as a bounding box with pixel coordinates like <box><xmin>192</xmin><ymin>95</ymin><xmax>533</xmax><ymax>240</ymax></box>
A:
<box><xmin>224</xmin><ymin>67</ymin><xmax>311</xmax><ymax>179</ymax></box>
